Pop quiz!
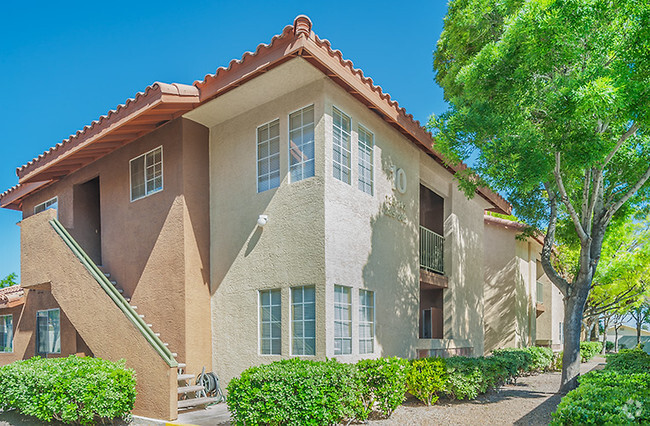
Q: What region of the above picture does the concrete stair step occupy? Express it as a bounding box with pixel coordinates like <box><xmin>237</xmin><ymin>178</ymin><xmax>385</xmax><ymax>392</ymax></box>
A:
<box><xmin>177</xmin><ymin>396</ymin><xmax>221</xmax><ymax>409</ymax></box>
<box><xmin>177</xmin><ymin>385</ymin><xmax>204</xmax><ymax>394</ymax></box>
<box><xmin>177</xmin><ymin>373</ymin><xmax>194</xmax><ymax>382</ymax></box>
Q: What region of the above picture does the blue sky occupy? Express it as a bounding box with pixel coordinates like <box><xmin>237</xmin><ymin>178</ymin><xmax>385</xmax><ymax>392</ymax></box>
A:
<box><xmin>0</xmin><ymin>1</ymin><xmax>449</xmax><ymax>279</ymax></box>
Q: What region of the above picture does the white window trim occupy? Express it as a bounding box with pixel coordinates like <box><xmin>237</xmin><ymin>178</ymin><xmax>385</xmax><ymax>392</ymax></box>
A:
<box><xmin>258</xmin><ymin>289</ymin><xmax>282</xmax><ymax>356</ymax></box>
<box><xmin>129</xmin><ymin>146</ymin><xmax>164</xmax><ymax>202</ymax></box>
<box><xmin>34</xmin><ymin>197</ymin><xmax>58</xmax><ymax>215</ymax></box>
<box><xmin>357</xmin><ymin>124</ymin><xmax>374</xmax><ymax>196</ymax></box>
<box><xmin>0</xmin><ymin>314</ymin><xmax>13</xmax><ymax>353</ymax></box>
<box><xmin>359</xmin><ymin>289</ymin><xmax>376</xmax><ymax>354</ymax></box>
<box><xmin>36</xmin><ymin>308</ymin><xmax>61</xmax><ymax>355</ymax></box>
<box><xmin>290</xmin><ymin>285</ymin><xmax>316</xmax><ymax>356</ymax></box>
<box><xmin>256</xmin><ymin>118</ymin><xmax>281</xmax><ymax>193</ymax></box>
<box><xmin>288</xmin><ymin>104</ymin><xmax>316</xmax><ymax>184</ymax></box>
<box><xmin>332</xmin><ymin>106</ymin><xmax>352</xmax><ymax>185</ymax></box>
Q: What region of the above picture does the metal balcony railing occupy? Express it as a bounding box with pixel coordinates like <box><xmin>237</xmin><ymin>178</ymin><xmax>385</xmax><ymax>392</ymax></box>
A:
<box><xmin>420</xmin><ymin>226</ymin><xmax>444</xmax><ymax>274</ymax></box>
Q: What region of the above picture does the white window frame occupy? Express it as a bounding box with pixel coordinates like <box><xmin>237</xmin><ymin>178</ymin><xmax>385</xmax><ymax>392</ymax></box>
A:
<box><xmin>334</xmin><ymin>285</ymin><xmax>352</xmax><ymax>355</ymax></box>
<box><xmin>256</xmin><ymin>119</ymin><xmax>281</xmax><ymax>193</ymax></box>
<box><xmin>36</xmin><ymin>308</ymin><xmax>61</xmax><ymax>355</ymax></box>
<box><xmin>34</xmin><ymin>197</ymin><xmax>58</xmax><ymax>215</ymax></box>
<box><xmin>130</xmin><ymin>146</ymin><xmax>163</xmax><ymax>202</ymax></box>
<box><xmin>332</xmin><ymin>106</ymin><xmax>352</xmax><ymax>184</ymax></box>
<box><xmin>359</xmin><ymin>289</ymin><xmax>375</xmax><ymax>354</ymax></box>
<box><xmin>291</xmin><ymin>285</ymin><xmax>316</xmax><ymax>356</ymax></box>
<box><xmin>357</xmin><ymin>125</ymin><xmax>374</xmax><ymax>195</ymax></box>
<box><xmin>258</xmin><ymin>289</ymin><xmax>282</xmax><ymax>355</ymax></box>
<box><xmin>288</xmin><ymin>104</ymin><xmax>316</xmax><ymax>183</ymax></box>
<box><xmin>0</xmin><ymin>314</ymin><xmax>13</xmax><ymax>353</ymax></box>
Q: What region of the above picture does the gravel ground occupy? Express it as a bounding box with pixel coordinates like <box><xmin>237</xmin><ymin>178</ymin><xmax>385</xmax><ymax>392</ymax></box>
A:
<box><xmin>370</xmin><ymin>357</ymin><xmax>605</xmax><ymax>426</ymax></box>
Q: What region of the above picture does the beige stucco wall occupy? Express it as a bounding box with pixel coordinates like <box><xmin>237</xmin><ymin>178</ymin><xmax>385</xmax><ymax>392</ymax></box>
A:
<box><xmin>208</xmin><ymin>78</ymin><xmax>327</xmax><ymax>385</ymax></box>
<box><xmin>20</xmin><ymin>209</ymin><xmax>178</xmax><ymax>420</ymax></box>
<box><xmin>20</xmin><ymin>118</ymin><xmax>212</xmax><ymax>378</ymax></box>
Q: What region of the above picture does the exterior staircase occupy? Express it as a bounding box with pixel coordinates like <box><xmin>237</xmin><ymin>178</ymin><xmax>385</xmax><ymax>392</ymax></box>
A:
<box><xmin>97</xmin><ymin>266</ymin><xmax>220</xmax><ymax>411</ymax></box>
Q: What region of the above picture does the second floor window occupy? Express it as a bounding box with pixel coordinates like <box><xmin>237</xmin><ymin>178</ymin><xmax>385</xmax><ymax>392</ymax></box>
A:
<box><xmin>257</xmin><ymin>120</ymin><xmax>281</xmax><ymax>193</ymax></box>
<box><xmin>289</xmin><ymin>105</ymin><xmax>315</xmax><ymax>183</ymax></box>
<box><xmin>34</xmin><ymin>197</ymin><xmax>58</xmax><ymax>215</ymax></box>
<box><xmin>332</xmin><ymin>107</ymin><xmax>351</xmax><ymax>184</ymax></box>
<box><xmin>358</xmin><ymin>125</ymin><xmax>374</xmax><ymax>195</ymax></box>
<box><xmin>130</xmin><ymin>146</ymin><xmax>163</xmax><ymax>201</ymax></box>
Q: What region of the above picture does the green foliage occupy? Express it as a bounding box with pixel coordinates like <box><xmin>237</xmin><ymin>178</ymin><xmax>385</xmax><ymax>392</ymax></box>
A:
<box><xmin>356</xmin><ymin>357</ymin><xmax>409</xmax><ymax>418</ymax></box>
<box><xmin>405</xmin><ymin>358</ymin><xmax>447</xmax><ymax>406</ymax></box>
<box><xmin>605</xmin><ymin>349</ymin><xmax>650</xmax><ymax>374</ymax></box>
<box><xmin>580</xmin><ymin>341</ymin><xmax>603</xmax><ymax>362</ymax></box>
<box><xmin>606</xmin><ymin>341</ymin><xmax>615</xmax><ymax>352</ymax></box>
<box><xmin>553</xmin><ymin>349</ymin><xmax>650</xmax><ymax>424</ymax></box>
<box><xmin>0</xmin><ymin>273</ymin><xmax>17</xmax><ymax>289</ymax></box>
<box><xmin>226</xmin><ymin>358</ymin><xmax>366</xmax><ymax>425</ymax></box>
<box><xmin>0</xmin><ymin>356</ymin><xmax>136</xmax><ymax>425</ymax></box>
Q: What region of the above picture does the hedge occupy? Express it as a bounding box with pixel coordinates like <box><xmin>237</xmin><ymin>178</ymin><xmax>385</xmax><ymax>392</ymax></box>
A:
<box><xmin>0</xmin><ymin>356</ymin><xmax>136</xmax><ymax>425</ymax></box>
<box><xmin>579</xmin><ymin>341</ymin><xmax>602</xmax><ymax>362</ymax></box>
<box><xmin>227</xmin><ymin>347</ymin><xmax>556</xmax><ymax>424</ymax></box>
<box><xmin>552</xmin><ymin>349</ymin><xmax>650</xmax><ymax>425</ymax></box>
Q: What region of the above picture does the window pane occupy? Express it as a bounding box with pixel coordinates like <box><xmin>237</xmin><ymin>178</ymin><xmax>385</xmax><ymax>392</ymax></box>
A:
<box><xmin>257</xmin><ymin>120</ymin><xmax>281</xmax><ymax>193</ymax></box>
<box><xmin>259</xmin><ymin>289</ymin><xmax>281</xmax><ymax>355</ymax></box>
<box><xmin>289</xmin><ymin>106</ymin><xmax>315</xmax><ymax>182</ymax></box>
<box><xmin>334</xmin><ymin>285</ymin><xmax>352</xmax><ymax>355</ymax></box>
<box><xmin>358</xmin><ymin>126</ymin><xmax>374</xmax><ymax>195</ymax></box>
<box><xmin>332</xmin><ymin>108</ymin><xmax>351</xmax><ymax>184</ymax></box>
<box><xmin>359</xmin><ymin>290</ymin><xmax>375</xmax><ymax>354</ymax></box>
<box><xmin>0</xmin><ymin>315</ymin><xmax>12</xmax><ymax>353</ymax></box>
<box><xmin>292</xmin><ymin>286</ymin><xmax>316</xmax><ymax>355</ymax></box>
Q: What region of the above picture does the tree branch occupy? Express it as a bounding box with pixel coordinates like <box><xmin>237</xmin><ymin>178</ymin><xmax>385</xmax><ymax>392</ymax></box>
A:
<box><xmin>601</xmin><ymin>122</ymin><xmax>639</xmax><ymax>169</ymax></box>
<box><xmin>541</xmin><ymin>183</ymin><xmax>571</xmax><ymax>297</ymax></box>
<box><xmin>604</xmin><ymin>162</ymin><xmax>650</xmax><ymax>224</ymax></box>
<box><xmin>581</xmin><ymin>168</ymin><xmax>591</xmax><ymax>229</ymax></box>
<box><xmin>554</xmin><ymin>152</ymin><xmax>589</xmax><ymax>244</ymax></box>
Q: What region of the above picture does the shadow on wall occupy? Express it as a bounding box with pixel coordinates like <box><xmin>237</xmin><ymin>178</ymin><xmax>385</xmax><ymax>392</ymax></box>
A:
<box><xmin>484</xmin><ymin>258</ymin><xmax>528</xmax><ymax>353</ymax></box>
<box><xmin>448</xmin><ymin>211</ymin><xmax>483</xmax><ymax>351</ymax></box>
<box><xmin>362</xmin><ymin>153</ymin><xmax>419</xmax><ymax>359</ymax></box>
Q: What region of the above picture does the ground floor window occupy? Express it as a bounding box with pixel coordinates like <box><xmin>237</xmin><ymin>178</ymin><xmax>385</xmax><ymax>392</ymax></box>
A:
<box><xmin>359</xmin><ymin>289</ymin><xmax>375</xmax><ymax>354</ymax></box>
<box><xmin>259</xmin><ymin>289</ymin><xmax>281</xmax><ymax>355</ymax></box>
<box><xmin>291</xmin><ymin>286</ymin><xmax>315</xmax><ymax>355</ymax></box>
<box><xmin>334</xmin><ymin>285</ymin><xmax>352</xmax><ymax>355</ymax></box>
<box><xmin>420</xmin><ymin>288</ymin><xmax>444</xmax><ymax>339</ymax></box>
<box><xmin>37</xmin><ymin>309</ymin><xmax>61</xmax><ymax>355</ymax></box>
<box><xmin>0</xmin><ymin>314</ymin><xmax>12</xmax><ymax>353</ymax></box>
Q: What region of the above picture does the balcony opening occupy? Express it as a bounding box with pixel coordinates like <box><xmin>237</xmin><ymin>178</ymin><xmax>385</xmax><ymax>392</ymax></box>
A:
<box><xmin>420</xmin><ymin>185</ymin><xmax>444</xmax><ymax>274</ymax></box>
<box><xmin>72</xmin><ymin>177</ymin><xmax>102</xmax><ymax>265</ymax></box>
<box><xmin>419</xmin><ymin>286</ymin><xmax>443</xmax><ymax>339</ymax></box>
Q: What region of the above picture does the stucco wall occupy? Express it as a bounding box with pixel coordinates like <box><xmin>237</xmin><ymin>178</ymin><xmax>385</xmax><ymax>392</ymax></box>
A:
<box><xmin>20</xmin><ymin>118</ymin><xmax>212</xmax><ymax>379</ymax></box>
<box><xmin>209</xmin><ymin>80</ymin><xmax>327</xmax><ymax>385</ymax></box>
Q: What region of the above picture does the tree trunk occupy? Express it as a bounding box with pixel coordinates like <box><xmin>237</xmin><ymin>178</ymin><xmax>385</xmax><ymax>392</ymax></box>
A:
<box><xmin>614</xmin><ymin>325</ymin><xmax>620</xmax><ymax>352</ymax></box>
<box><xmin>561</xmin><ymin>292</ymin><xmax>588</xmax><ymax>393</ymax></box>
<box><xmin>637</xmin><ymin>321</ymin><xmax>642</xmax><ymax>346</ymax></box>
<box><xmin>601</xmin><ymin>317</ymin><xmax>609</xmax><ymax>355</ymax></box>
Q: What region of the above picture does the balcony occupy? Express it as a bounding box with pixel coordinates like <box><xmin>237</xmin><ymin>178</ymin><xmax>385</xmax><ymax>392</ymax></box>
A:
<box><xmin>419</xmin><ymin>225</ymin><xmax>444</xmax><ymax>275</ymax></box>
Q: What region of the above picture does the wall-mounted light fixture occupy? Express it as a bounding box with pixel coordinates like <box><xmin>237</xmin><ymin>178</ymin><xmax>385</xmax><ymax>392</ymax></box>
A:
<box><xmin>257</xmin><ymin>214</ymin><xmax>269</xmax><ymax>227</ymax></box>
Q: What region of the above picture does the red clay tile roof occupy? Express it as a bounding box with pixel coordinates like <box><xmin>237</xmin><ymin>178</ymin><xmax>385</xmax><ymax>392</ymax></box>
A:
<box><xmin>2</xmin><ymin>15</ymin><xmax>510</xmax><ymax>214</ymax></box>
<box><xmin>0</xmin><ymin>285</ymin><xmax>25</xmax><ymax>309</ymax></box>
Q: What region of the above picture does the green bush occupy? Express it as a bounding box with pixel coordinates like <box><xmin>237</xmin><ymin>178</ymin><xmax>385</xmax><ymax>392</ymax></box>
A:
<box><xmin>492</xmin><ymin>347</ymin><xmax>555</xmax><ymax>373</ymax></box>
<box><xmin>0</xmin><ymin>356</ymin><xmax>136</xmax><ymax>425</ymax></box>
<box><xmin>605</xmin><ymin>348</ymin><xmax>650</xmax><ymax>374</ymax></box>
<box><xmin>227</xmin><ymin>358</ymin><xmax>366</xmax><ymax>425</ymax></box>
<box><xmin>406</xmin><ymin>358</ymin><xmax>447</xmax><ymax>405</ymax></box>
<box><xmin>580</xmin><ymin>341</ymin><xmax>603</xmax><ymax>362</ymax></box>
<box><xmin>552</xmin><ymin>371</ymin><xmax>650</xmax><ymax>425</ymax></box>
<box><xmin>605</xmin><ymin>341</ymin><xmax>614</xmax><ymax>352</ymax></box>
<box><xmin>356</xmin><ymin>357</ymin><xmax>409</xmax><ymax>418</ymax></box>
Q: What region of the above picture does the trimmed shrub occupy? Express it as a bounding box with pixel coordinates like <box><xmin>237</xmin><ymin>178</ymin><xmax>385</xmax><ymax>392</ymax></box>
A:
<box><xmin>357</xmin><ymin>357</ymin><xmax>409</xmax><ymax>418</ymax></box>
<box><xmin>605</xmin><ymin>348</ymin><xmax>650</xmax><ymax>374</ymax></box>
<box><xmin>227</xmin><ymin>358</ymin><xmax>366</xmax><ymax>425</ymax></box>
<box><xmin>492</xmin><ymin>347</ymin><xmax>554</xmax><ymax>374</ymax></box>
<box><xmin>605</xmin><ymin>341</ymin><xmax>614</xmax><ymax>352</ymax></box>
<box><xmin>0</xmin><ymin>356</ymin><xmax>136</xmax><ymax>425</ymax></box>
<box><xmin>551</xmin><ymin>371</ymin><xmax>650</xmax><ymax>425</ymax></box>
<box><xmin>580</xmin><ymin>341</ymin><xmax>602</xmax><ymax>362</ymax></box>
<box><xmin>527</xmin><ymin>347</ymin><xmax>555</xmax><ymax>372</ymax></box>
<box><xmin>406</xmin><ymin>358</ymin><xmax>447</xmax><ymax>405</ymax></box>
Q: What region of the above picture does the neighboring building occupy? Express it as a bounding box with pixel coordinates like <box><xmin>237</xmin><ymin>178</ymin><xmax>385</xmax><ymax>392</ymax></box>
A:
<box><xmin>0</xmin><ymin>16</ymin><xmax>510</xmax><ymax>420</ymax></box>
<box><xmin>483</xmin><ymin>214</ymin><xmax>564</xmax><ymax>353</ymax></box>
<box><xmin>605</xmin><ymin>324</ymin><xmax>650</xmax><ymax>350</ymax></box>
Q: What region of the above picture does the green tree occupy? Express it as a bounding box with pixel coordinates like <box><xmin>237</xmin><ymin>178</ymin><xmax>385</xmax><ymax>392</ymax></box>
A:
<box><xmin>629</xmin><ymin>302</ymin><xmax>650</xmax><ymax>346</ymax></box>
<box><xmin>432</xmin><ymin>0</ymin><xmax>650</xmax><ymax>391</ymax></box>
<box><xmin>0</xmin><ymin>273</ymin><xmax>17</xmax><ymax>289</ymax></box>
